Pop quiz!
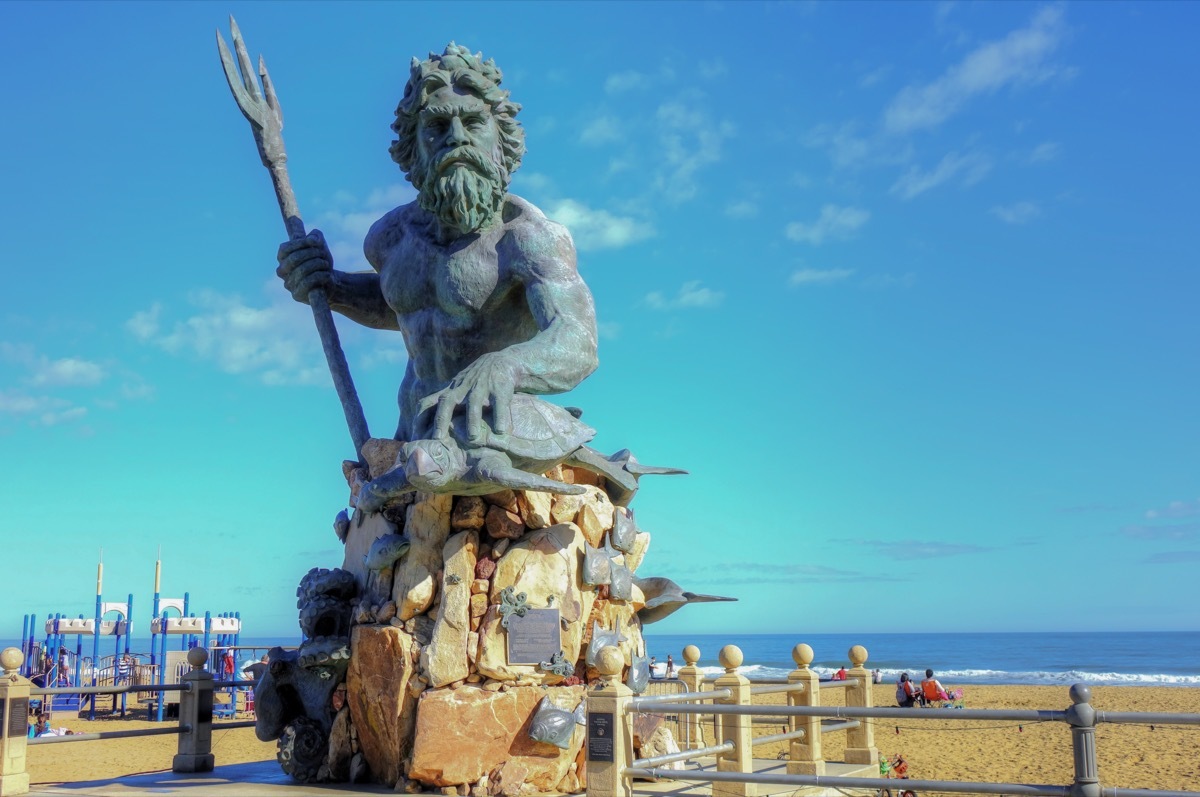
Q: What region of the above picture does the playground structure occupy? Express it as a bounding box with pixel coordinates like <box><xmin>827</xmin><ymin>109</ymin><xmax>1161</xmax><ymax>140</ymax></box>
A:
<box><xmin>17</xmin><ymin>555</ymin><xmax>245</xmax><ymax>721</ymax></box>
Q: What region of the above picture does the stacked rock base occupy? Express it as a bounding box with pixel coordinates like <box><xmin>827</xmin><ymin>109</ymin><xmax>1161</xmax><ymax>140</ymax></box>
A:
<box><xmin>284</xmin><ymin>438</ymin><xmax>655</xmax><ymax>795</ymax></box>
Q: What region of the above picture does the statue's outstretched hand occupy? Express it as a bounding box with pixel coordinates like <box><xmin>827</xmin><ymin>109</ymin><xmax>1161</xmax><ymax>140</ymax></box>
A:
<box><xmin>419</xmin><ymin>351</ymin><xmax>522</xmax><ymax>442</ymax></box>
<box><xmin>276</xmin><ymin>230</ymin><xmax>334</xmax><ymax>303</ymax></box>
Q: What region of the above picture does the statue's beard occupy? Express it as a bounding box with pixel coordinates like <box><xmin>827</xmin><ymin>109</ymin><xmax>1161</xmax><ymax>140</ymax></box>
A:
<box><xmin>412</xmin><ymin>146</ymin><xmax>508</xmax><ymax>234</ymax></box>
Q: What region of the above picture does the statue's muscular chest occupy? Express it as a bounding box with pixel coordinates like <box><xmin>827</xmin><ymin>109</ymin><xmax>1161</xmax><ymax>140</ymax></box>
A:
<box><xmin>379</xmin><ymin>234</ymin><xmax>506</xmax><ymax>325</ymax></box>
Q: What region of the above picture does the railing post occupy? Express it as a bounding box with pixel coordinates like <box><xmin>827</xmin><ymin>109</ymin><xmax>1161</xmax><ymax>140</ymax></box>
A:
<box><xmin>586</xmin><ymin>646</ymin><xmax>634</xmax><ymax>797</ymax></box>
<box><xmin>676</xmin><ymin>644</ymin><xmax>705</xmax><ymax>749</ymax></box>
<box><xmin>713</xmin><ymin>645</ymin><xmax>755</xmax><ymax>797</ymax></box>
<box><xmin>0</xmin><ymin>648</ymin><xmax>31</xmax><ymax>797</ymax></box>
<box><xmin>172</xmin><ymin>647</ymin><xmax>214</xmax><ymax>773</ymax></box>
<box><xmin>843</xmin><ymin>644</ymin><xmax>878</xmax><ymax>766</ymax></box>
<box><xmin>1066</xmin><ymin>684</ymin><xmax>1101</xmax><ymax>797</ymax></box>
<box><xmin>786</xmin><ymin>643</ymin><xmax>824</xmax><ymax>776</ymax></box>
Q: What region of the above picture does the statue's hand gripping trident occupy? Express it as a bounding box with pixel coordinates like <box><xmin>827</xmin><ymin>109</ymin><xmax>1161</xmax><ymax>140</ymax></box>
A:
<box><xmin>217</xmin><ymin>17</ymin><xmax>371</xmax><ymax>461</ymax></box>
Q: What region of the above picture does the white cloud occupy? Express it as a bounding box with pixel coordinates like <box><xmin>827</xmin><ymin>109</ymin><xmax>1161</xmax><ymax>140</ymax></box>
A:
<box><xmin>789</xmin><ymin>268</ymin><xmax>855</xmax><ymax>286</ymax></box>
<box><xmin>654</xmin><ymin>98</ymin><xmax>735</xmax><ymax>201</ymax></box>
<box><xmin>128</xmin><ymin>291</ymin><xmax>329</xmax><ymax>386</ymax></box>
<box><xmin>806</xmin><ymin>123</ymin><xmax>873</xmax><ymax>170</ymax></box>
<box><xmin>785</xmin><ymin>205</ymin><xmax>870</xmax><ymax>245</ymax></box>
<box><xmin>1146</xmin><ymin>499</ymin><xmax>1200</xmax><ymax>520</ymax></box>
<box><xmin>990</xmin><ymin>200</ymin><xmax>1040</xmax><ymax>224</ymax></box>
<box><xmin>884</xmin><ymin>5</ymin><xmax>1067</xmax><ymax>133</ymax></box>
<box><xmin>317</xmin><ymin>184</ymin><xmax>418</xmax><ymax>270</ymax></box>
<box><xmin>698</xmin><ymin>59</ymin><xmax>728</xmax><ymax>79</ymax></box>
<box><xmin>890</xmin><ymin>150</ymin><xmax>992</xmax><ymax>199</ymax></box>
<box><xmin>596</xmin><ymin>321</ymin><xmax>621</xmax><ymax>340</ymax></box>
<box><xmin>859</xmin><ymin>65</ymin><xmax>891</xmax><ymax>89</ymax></box>
<box><xmin>29</xmin><ymin>356</ymin><xmax>105</xmax><ymax>387</ymax></box>
<box><xmin>544</xmin><ymin>199</ymin><xmax>655</xmax><ymax>252</ymax></box>
<box><xmin>1029</xmin><ymin>141</ymin><xmax>1062</xmax><ymax>163</ymax></box>
<box><xmin>724</xmin><ymin>200</ymin><xmax>758</xmax><ymax>219</ymax></box>
<box><xmin>605</xmin><ymin>70</ymin><xmax>644</xmax><ymax>94</ymax></box>
<box><xmin>645</xmin><ymin>281</ymin><xmax>724</xmax><ymax>310</ymax></box>
<box><xmin>579</xmin><ymin>115</ymin><xmax>622</xmax><ymax>146</ymax></box>
<box><xmin>0</xmin><ymin>389</ymin><xmax>87</xmax><ymax>426</ymax></box>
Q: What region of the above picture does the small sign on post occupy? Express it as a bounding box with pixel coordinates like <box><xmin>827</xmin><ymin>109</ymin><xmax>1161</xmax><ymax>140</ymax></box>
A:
<box><xmin>588</xmin><ymin>711</ymin><xmax>615</xmax><ymax>762</ymax></box>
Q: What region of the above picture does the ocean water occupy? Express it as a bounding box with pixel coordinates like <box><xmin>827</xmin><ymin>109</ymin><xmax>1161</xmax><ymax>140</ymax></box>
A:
<box><xmin>643</xmin><ymin>632</ymin><xmax>1200</xmax><ymax>687</ymax></box>
<box><xmin>5</xmin><ymin>631</ymin><xmax>1196</xmax><ymax>687</ymax></box>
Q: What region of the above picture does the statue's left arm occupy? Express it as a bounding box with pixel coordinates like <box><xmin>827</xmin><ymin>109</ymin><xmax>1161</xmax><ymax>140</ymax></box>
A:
<box><xmin>427</xmin><ymin>216</ymin><xmax>598</xmax><ymax>441</ymax></box>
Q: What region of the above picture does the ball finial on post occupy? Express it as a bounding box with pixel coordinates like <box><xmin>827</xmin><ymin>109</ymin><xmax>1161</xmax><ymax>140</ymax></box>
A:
<box><xmin>792</xmin><ymin>643</ymin><xmax>814</xmax><ymax>669</ymax></box>
<box><xmin>0</xmin><ymin>646</ymin><xmax>23</xmax><ymax>675</ymax></box>
<box><xmin>718</xmin><ymin>644</ymin><xmax>743</xmax><ymax>671</ymax></box>
<box><xmin>848</xmin><ymin>645</ymin><xmax>868</xmax><ymax>668</ymax></box>
<box><xmin>683</xmin><ymin>645</ymin><xmax>701</xmax><ymax>666</ymax></box>
<box><xmin>597</xmin><ymin>646</ymin><xmax>624</xmax><ymax>679</ymax></box>
<box><xmin>187</xmin><ymin>647</ymin><xmax>209</xmax><ymax>670</ymax></box>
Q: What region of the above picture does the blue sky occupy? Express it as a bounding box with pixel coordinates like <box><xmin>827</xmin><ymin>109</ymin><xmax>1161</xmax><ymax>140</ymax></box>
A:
<box><xmin>2</xmin><ymin>1</ymin><xmax>1197</xmax><ymax>641</ymax></box>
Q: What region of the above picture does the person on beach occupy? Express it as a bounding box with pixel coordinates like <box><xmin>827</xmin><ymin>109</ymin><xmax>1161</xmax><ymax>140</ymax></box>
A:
<box><xmin>895</xmin><ymin>672</ymin><xmax>918</xmax><ymax>707</ymax></box>
<box><xmin>921</xmin><ymin>668</ymin><xmax>950</xmax><ymax>702</ymax></box>
<box><xmin>116</xmin><ymin>653</ymin><xmax>133</xmax><ymax>685</ymax></box>
<box><xmin>649</xmin><ymin>656</ymin><xmax>658</xmax><ymax>678</ymax></box>
<box><xmin>666</xmin><ymin>655</ymin><xmax>675</xmax><ymax>678</ymax></box>
<box><xmin>834</xmin><ymin>666</ymin><xmax>847</xmax><ymax>681</ymax></box>
<box><xmin>246</xmin><ymin>654</ymin><xmax>269</xmax><ymax>684</ymax></box>
<box><xmin>222</xmin><ymin>649</ymin><xmax>236</xmax><ymax>680</ymax></box>
<box><xmin>873</xmin><ymin>669</ymin><xmax>883</xmax><ymax>684</ymax></box>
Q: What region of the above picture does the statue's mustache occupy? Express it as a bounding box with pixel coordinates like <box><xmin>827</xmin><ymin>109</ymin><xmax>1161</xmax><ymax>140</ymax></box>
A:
<box><xmin>434</xmin><ymin>147</ymin><xmax>499</xmax><ymax>180</ymax></box>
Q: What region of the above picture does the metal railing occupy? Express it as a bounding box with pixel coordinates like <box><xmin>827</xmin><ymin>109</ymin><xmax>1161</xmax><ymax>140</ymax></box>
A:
<box><xmin>587</xmin><ymin>643</ymin><xmax>1200</xmax><ymax>797</ymax></box>
<box><xmin>1</xmin><ymin>645</ymin><xmax>259</xmax><ymax>783</ymax></box>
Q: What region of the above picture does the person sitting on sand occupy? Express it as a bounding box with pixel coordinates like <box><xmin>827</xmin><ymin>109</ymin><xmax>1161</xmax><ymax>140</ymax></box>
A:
<box><xmin>921</xmin><ymin>668</ymin><xmax>951</xmax><ymax>702</ymax></box>
<box><xmin>896</xmin><ymin>672</ymin><xmax>918</xmax><ymax>708</ymax></box>
<box><xmin>834</xmin><ymin>666</ymin><xmax>847</xmax><ymax>681</ymax></box>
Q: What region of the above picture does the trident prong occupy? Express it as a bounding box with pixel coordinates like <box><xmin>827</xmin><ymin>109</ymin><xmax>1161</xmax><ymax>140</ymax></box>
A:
<box><xmin>214</xmin><ymin>16</ymin><xmax>371</xmax><ymax>463</ymax></box>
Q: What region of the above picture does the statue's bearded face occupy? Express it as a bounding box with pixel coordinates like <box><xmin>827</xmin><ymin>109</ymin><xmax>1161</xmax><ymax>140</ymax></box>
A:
<box><xmin>410</xmin><ymin>87</ymin><xmax>508</xmax><ymax>235</ymax></box>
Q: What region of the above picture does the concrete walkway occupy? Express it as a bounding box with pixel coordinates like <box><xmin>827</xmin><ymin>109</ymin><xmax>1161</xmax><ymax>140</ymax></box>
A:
<box><xmin>23</xmin><ymin>758</ymin><xmax>877</xmax><ymax>797</ymax></box>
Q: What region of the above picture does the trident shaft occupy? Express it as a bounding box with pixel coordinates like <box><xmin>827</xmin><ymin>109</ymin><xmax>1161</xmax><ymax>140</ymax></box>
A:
<box><xmin>216</xmin><ymin>17</ymin><xmax>370</xmax><ymax>461</ymax></box>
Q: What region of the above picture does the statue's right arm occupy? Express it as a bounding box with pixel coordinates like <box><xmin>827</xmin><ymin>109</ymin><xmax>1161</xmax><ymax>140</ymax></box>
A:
<box><xmin>276</xmin><ymin>228</ymin><xmax>399</xmax><ymax>331</ymax></box>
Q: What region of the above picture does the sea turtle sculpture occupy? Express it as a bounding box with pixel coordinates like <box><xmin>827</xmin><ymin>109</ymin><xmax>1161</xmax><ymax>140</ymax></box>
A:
<box><xmin>356</xmin><ymin>394</ymin><xmax>684</xmax><ymax>513</ymax></box>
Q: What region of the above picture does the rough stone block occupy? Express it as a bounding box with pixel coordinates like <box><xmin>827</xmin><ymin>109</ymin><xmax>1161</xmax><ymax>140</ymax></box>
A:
<box><xmin>424</xmin><ymin>530</ymin><xmax>478</xmax><ymax>687</ymax></box>
<box><xmin>476</xmin><ymin>524</ymin><xmax>593</xmax><ymax>684</ymax></box>
<box><xmin>408</xmin><ymin>684</ymin><xmax>585</xmax><ymax>790</ymax></box>
<box><xmin>485</xmin><ymin>505</ymin><xmax>525</xmax><ymax>540</ymax></box>
<box><xmin>393</xmin><ymin>493</ymin><xmax>453</xmax><ymax>620</ymax></box>
<box><xmin>347</xmin><ymin>625</ymin><xmax>420</xmax><ymax>787</ymax></box>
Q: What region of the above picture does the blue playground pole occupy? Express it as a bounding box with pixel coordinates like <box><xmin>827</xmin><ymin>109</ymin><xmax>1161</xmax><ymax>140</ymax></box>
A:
<box><xmin>202</xmin><ymin>611</ymin><xmax>212</xmax><ymax>660</ymax></box>
<box><xmin>182</xmin><ymin>593</ymin><xmax>191</xmax><ymax>651</ymax></box>
<box><xmin>90</xmin><ymin>561</ymin><xmax>102</xmax><ymax>719</ymax></box>
<box><xmin>122</xmin><ymin>592</ymin><xmax>133</xmax><ymax>717</ymax></box>
<box><xmin>21</xmin><ymin>615</ymin><xmax>29</xmax><ymax>676</ymax></box>
<box><xmin>235</xmin><ymin>611</ymin><xmax>241</xmax><ymax>649</ymax></box>
<box><xmin>156</xmin><ymin>611</ymin><xmax>168</xmax><ymax>723</ymax></box>
<box><xmin>74</xmin><ymin>617</ymin><xmax>83</xmax><ymax>688</ymax></box>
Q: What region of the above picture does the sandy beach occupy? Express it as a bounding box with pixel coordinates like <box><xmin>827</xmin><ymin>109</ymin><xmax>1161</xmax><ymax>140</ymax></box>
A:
<box><xmin>24</xmin><ymin>684</ymin><xmax>1200</xmax><ymax>791</ymax></box>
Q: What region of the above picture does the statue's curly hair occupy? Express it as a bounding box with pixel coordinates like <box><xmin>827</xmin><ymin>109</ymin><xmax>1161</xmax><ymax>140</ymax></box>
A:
<box><xmin>390</xmin><ymin>43</ymin><xmax>525</xmax><ymax>180</ymax></box>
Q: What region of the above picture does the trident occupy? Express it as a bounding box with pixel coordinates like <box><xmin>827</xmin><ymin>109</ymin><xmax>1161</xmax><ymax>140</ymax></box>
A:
<box><xmin>216</xmin><ymin>17</ymin><xmax>370</xmax><ymax>461</ymax></box>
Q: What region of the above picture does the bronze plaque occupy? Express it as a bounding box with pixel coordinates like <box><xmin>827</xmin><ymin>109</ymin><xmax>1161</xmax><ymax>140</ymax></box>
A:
<box><xmin>588</xmin><ymin>711</ymin><xmax>614</xmax><ymax>762</ymax></box>
<box><xmin>505</xmin><ymin>608</ymin><xmax>562</xmax><ymax>665</ymax></box>
<box><xmin>6</xmin><ymin>697</ymin><xmax>30</xmax><ymax>736</ymax></box>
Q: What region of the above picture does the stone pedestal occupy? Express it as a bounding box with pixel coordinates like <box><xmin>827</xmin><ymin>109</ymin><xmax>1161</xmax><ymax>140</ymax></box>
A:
<box><xmin>334</xmin><ymin>461</ymin><xmax>651</xmax><ymax>793</ymax></box>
